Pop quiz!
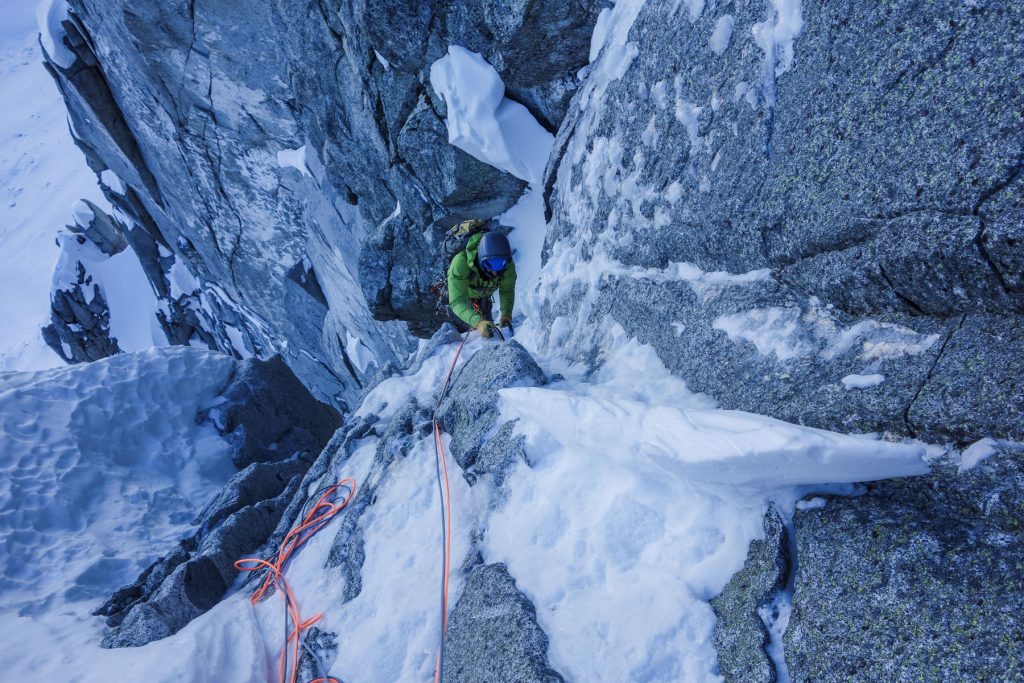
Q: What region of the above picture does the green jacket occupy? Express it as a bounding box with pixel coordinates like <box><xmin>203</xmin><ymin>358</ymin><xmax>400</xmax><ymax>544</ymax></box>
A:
<box><xmin>447</xmin><ymin>232</ymin><xmax>516</xmax><ymax>327</ymax></box>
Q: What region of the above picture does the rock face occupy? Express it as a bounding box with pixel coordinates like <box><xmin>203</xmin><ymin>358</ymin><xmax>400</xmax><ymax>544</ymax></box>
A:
<box><xmin>443</xmin><ymin>562</ymin><xmax>564</xmax><ymax>683</ymax></box>
<box><xmin>38</xmin><ymin>0</ymin><xmax>1024</xmax><ymax>678</ymax></box>
<box><xmin>539</xmin><ymin>0</ymin><xmax>1024</xmax><ymax>444</ymax></box>
<box><xmin>202</xmin><ymin>355</ymin><xmax>342</xmax><ymax>468</ymax></box>
<box><xmin>96</xmin><ymin>355</ymin><xmax>340</xmax><ymax>647</ymax></box>
<box><xmin>40</xmin><ymin>0</ymin><xmax>603</xmax><ymax>409</ymax></box>
<box><xmin>436</xmin><ymin>339</ymin><xmax>547</xmax><ymax>475</ymax></box>
<box><xmin>784</xmin><ymin>449</ymin><xmax>1024</xmax><ymax>682</ymax></box>
<box><xmin>711</xmin><ymin>507</ymin><xmax>788</xmax><ymax>683</ymax></box>
<box><xmin>712</xmin><ymin>445</ymin><xmax>1024</xmax><ymax>681</ymax></box>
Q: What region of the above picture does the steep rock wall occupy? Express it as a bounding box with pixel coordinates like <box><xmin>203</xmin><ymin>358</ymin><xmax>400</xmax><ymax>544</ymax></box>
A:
<box><xmin>540</xmin><ymin>0</ymin><xmax>1023</xmax><ymax>444</ymax></box>
<box><xmin>41</xmin><ymin>0</ymin><xmax>603</xmax><ymax>408</ymax></box>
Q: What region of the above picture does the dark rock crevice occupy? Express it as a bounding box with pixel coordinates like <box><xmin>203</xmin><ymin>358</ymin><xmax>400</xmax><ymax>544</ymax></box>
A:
<box><xmin>902</xmin><ymin>313</ymin><xmax>964</xmax><ymax>438</ymax></box>
<box><xmin>712</xmin><ymin>506</ymin><xmax>790</xmax><ymax>683</ymax></box>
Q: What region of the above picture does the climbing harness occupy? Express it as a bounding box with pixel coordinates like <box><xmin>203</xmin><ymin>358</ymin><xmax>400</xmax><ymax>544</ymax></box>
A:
<box><xmin>235</xmin><ymin>478</ymin><xmax>358</xmax><ymax>683</ymax></box>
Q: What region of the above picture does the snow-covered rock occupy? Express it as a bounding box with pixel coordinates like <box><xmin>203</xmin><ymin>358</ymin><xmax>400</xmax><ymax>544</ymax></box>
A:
<box><xmin>17</xmin><ymin>0</ymin><xmax>1024</xmax><ymax>680</ymax></box>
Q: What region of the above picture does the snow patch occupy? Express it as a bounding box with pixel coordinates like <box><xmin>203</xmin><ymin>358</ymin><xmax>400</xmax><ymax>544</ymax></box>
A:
<box><xmin>959</xmin><ymin>438</ymin><xmax>999</xmax><ymax>472</ymax></box>
<box><xmin>71</xmin><ymin>199</ymin><xmax>94</xmax><ymax>228</ymax></box>
<box><xmin>100</xmin><ymin>169</ymin><xmax>126</xmax><ymax>194</ymax></box>
<box><xmin>36</xmin><ymin>0</ymin><xmax>76</xmax><ymax>69</ymax></box>
<box><xmin>498</xmin><ymin>185</ymin><xmax>547</xmax><ymax>319</ymax></box>
<box><xmin>169</xmin><ymin>257</ymin><xmax>201</xmax><ymax>299</ymax></box>
<box><xmin>796</xmin><ymin>496</ymin><xmax>828</xmax><ymax>511</ymax></box>
<box><xmin>276</xmin><ymin>145</ymin><xmax>310</xmax><ymax>177</ymax></box>
<box><xmin>710</xmin><ymin>15</ymin><xmax>735</xmax><ymax>55</ymax></box>
<box><xmin>713</xmin><ymin>302</ymin><xmax>939</xmax><ymax>364</ymax></box>
<box><xmin>672</xmin><ymin>0</ymin><xmax>705</xmax><ymax>21</ymax></box>
<box><xmin>373</xmin><ymin>49</ymin><xmax>390</xmax><ymax>70</ymax></box>
<box><xmin>841</xmin><ymin>373</ymin><xmax>885</xmax><ymax>390</ymax></box>
<box><xmin>429</xmin><ymin>45</ymin><xmax>553</xmax><ymax>184</ymax></box>
<box><xmin>224</xmin><ymin>324</ymin><xmax>252</xmax><ymax>359</ymax></box>
<box><xmin>344</xmin><ymin>331</ymin><xmax>374</xmax><ymax>375</ymax></box>
<box><xmin>714</xmin><ymin>307</ymin><xmax>805</xmax><ymax>361</ymax></box>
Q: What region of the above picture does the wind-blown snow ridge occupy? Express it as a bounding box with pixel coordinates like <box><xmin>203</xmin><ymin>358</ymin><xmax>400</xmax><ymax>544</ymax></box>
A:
<box><xmin>481</xmin><ymin>326</ymin><xmax>929</xmax><ymax>682</ymax></box>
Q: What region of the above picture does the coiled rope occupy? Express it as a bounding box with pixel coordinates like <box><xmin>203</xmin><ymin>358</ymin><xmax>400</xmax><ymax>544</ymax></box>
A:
<box><xmin>235</xmin><ymin>477</ymin><xmax>358</xmax><ymax>683</ymax></box>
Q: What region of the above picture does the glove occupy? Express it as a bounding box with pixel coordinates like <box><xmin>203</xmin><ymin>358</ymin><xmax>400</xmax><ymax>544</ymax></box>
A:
<box><xmin>499</xmin><ymin>314</ymin><xmax>513</xmax><ymax>328</ymax></box>
<box><xmin>475</xmin><ymin>320</ymin><xmax>494</xmax><ymax>338</ymax></box>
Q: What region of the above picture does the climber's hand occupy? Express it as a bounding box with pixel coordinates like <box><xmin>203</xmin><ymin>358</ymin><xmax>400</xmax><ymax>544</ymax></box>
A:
<box><xmin>475</xmin><ymin>320</ymin><xmax>495</xmax><ymax>338</ymax></box>
<box><xmin>498</xmin><ymin>314</ymin><xmax>513</xmax><ymax>328</ymax></box>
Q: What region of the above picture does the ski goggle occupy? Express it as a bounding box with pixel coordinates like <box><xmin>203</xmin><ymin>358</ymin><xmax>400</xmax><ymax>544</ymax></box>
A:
<box><xmin>481</xmin><ymin>257</ymin><xmax>509</xmax><ymax>272</ymax></box>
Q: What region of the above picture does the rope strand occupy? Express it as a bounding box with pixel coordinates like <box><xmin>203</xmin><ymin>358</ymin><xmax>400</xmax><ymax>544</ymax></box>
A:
<box><xmin>432</xmin><ymin>330</ymin><xmax>471</xmax><ymax>683</ymax></box>
<box><xmin>235</xmin><ymin>477</ymin><xmax>357</xmax><ymax>683</ymax></box>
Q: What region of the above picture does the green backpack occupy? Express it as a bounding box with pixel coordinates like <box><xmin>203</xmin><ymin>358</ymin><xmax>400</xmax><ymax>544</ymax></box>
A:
<box><xmin>429</xmin><ymin>218</ymin><xmax>491</xmax><ymax>308</ymax></box>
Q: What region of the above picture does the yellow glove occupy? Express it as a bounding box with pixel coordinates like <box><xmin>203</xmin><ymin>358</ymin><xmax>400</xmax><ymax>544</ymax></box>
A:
<box><xmin>475</xmin><ymin>320</ymin><xmax>494</xmax><ymax>338</ymax></box>
<box><xmin>499</xmin><ymin>314</ymin><xmax>513</xmax><ymax>327</ymax></box>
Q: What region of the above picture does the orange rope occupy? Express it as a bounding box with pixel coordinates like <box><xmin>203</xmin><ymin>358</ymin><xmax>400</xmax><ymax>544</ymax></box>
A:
<box><xmin>235</xmin><ymin>477</ymin><xmax>357</xmax><ymax>683</ymax></box>
<box><xmin>432</xmin><ymin>331</ymin><xmax>470</xmax><ymax>683</ymax></box>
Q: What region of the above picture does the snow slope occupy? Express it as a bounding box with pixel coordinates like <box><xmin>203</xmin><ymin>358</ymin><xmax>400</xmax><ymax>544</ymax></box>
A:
<box><xmin>0</xmin><ymin>29</ymin><xmax>107</xmax><ymax>371</ymax></box>
<box><xmin>0</xmin><ymin>329</ymin><xmax>934</xmax><ymax>683</ymax></box>
<box><xmin>0</xmin><ymin>348</ymin><xmax>241</xmax><ymax>679</ymax></box>
<box><xmin>262</xmin><ymin>329</ymin><xmax>927</xmax><ymax>683</ymax></box>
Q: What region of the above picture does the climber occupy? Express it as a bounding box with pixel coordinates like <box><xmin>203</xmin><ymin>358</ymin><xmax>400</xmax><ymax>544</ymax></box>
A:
<box><xmin>446</xmin><ymin>226</ymin><xmax>516</xmax><ymax>338</ymax></box>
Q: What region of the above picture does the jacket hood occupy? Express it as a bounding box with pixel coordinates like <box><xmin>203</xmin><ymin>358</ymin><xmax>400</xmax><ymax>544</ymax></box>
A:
<box><xmin>464</xmin><ymin>232</ymin><xmax>486</xmax><ymax>275</ymax></box>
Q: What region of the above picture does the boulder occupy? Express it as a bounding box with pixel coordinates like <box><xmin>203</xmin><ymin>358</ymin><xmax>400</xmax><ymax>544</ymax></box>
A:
<box><xmin>442</xmin><ymin>562</ymin><xmax>564</xmax><ymax>683</ymax></box>
<box><xmin>436</xmin><ymin>339</ymin><xmax>546</xmax><ymax>470</ymax></box>
<box><xmin>783</xmin><ymin>449</ymin><xmax>1024</xmax><ymax>682</ymax></box>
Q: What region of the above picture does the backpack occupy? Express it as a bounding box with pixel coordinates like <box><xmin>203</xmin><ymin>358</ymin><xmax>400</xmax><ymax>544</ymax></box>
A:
<box><xmin>429</xmin><ymin>219</ymin><xmax>490</xmax><ymax>308</ymax></box>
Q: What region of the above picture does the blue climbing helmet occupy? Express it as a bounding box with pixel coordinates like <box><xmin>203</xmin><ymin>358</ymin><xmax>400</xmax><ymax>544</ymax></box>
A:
<box><xmin>477</xmin><ymin>231</ymin><xmax>512</xmax><ymax>275</ymax></box>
